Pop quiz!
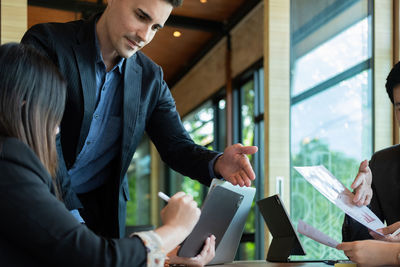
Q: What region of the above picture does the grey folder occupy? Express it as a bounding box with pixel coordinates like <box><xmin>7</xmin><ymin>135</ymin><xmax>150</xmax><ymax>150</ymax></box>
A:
<box><xmin>177</xmin><ymin>185</ymin><xmax>243</xmax><ymax>258</ymax></box>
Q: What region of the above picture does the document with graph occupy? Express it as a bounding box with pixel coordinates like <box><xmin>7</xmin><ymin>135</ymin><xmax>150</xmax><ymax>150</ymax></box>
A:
<box><xmin>294</xmin><ymin>165</ymin><xmax>384</xmax><ymax>235</ymax></box>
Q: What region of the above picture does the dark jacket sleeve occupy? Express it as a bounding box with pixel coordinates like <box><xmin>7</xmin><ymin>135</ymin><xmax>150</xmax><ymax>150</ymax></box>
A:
<box><xmin>342</xmin><ymin>155</ymin><xmax>384</xmax><ymax>241</ymax></box>
<box><xmin>145</xmin><ymin>70</ymin><xmax>219</xmax><ymax>186</ymax></box>
<box><xmin>21</xmin><ymin>25</ymin><xmax>82</xmax><ymax>210</ymax></box>
<box><xmin>0</xmin><ymin>159</ymin><xmax>147</xmax><ymax>267</ymax></box>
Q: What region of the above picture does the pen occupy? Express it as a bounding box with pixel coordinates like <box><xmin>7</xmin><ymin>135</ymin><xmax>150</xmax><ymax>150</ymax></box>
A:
<box><xmin>158</xmin><ymin>191</ymin><xmax>170</xmax><ymax>202</ymax></box>
<box><xmin>390</xmin><ymin>227</ymin><xmax>400</xmax><ymax>237</ymax></box>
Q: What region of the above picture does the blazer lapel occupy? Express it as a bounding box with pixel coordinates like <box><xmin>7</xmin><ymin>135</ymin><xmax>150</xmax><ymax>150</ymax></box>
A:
<box><xmin>72</xmin><ymin>17</ymin><xmax>97</xmax><ymax>155</ymax></box>
<box><xmin>120</xmin><ymin>55</ymin><xmax>142</xmax><ymax>178</ymax></box>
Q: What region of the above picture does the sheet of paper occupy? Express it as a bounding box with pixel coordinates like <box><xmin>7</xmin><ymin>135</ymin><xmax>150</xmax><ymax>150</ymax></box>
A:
<box><xmin>297</xmin><ymin>219</ymin><xmax>339</xmax><ymax>248</ymax></box>
<box><xmin>294</xmin><ymin>165</ymin><xmax>384</xmax><ymax>235</ymax></box>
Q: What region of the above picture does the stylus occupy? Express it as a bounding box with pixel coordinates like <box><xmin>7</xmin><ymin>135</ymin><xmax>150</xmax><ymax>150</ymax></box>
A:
<box><xmin>158</xmin><ymin>191</ymin><xmax>170</xmax><ymax>202</ymax></box>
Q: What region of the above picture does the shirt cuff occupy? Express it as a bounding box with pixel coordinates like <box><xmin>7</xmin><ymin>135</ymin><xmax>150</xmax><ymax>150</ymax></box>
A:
<box><xmin>208</xmin><ymin>153</ymin><xmax>223</xmax><ymax>179</ymax></box>
<box><xmin>70</xmin><ymin>209</ymin><xmax>85</xmax><ymax>224</ymax></box>
<box><xmin>131</xmin><ymin>230</ymin><xmax>165</xmax><ymax>267</ymax></box>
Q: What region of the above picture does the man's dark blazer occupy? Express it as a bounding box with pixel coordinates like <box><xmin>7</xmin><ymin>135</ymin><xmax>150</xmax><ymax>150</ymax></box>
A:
<box><xmin>21</xmin><ymin>14</ymin><xmax>219</xmax><ymax>238</ymax></box>
<box><xmin>342</xmin><ymin>144</ymin><xmax>400</xmax><ymax>241</ymax></box>
<box><xmin>0</xmin><ymin>137</ymin><xmax>148</xmax><ymax>267</ymax></box>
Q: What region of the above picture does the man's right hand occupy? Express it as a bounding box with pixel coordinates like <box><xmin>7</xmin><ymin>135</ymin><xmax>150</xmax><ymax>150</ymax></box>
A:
<box><xmin>350</xmin><ymin>160</ymin><xmax>372</xmax><ymax>206</ymax></box>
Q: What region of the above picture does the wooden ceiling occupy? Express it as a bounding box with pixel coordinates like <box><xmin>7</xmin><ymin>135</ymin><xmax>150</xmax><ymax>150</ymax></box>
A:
<box><xmin>27</xmin><ymin>0</ymin><xmax>260</xmax><ymax>86</ymax></box>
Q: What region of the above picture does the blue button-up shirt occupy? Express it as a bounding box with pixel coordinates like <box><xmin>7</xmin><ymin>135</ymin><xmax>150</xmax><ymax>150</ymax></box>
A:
<box><xmin>68</xmin><ymin>28</ymin><xmax>125</xmax><ymax>195</ymax></box>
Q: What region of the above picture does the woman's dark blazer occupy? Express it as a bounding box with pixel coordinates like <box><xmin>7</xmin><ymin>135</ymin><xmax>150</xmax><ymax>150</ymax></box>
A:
<box><xmin>0</xmin><ymin>138</ymin><xmax>148</xmax><ymax>267</ymax></box>
<box><xmin>21</xmin><ymin>14</ymin><xmax>219</xmax><ymax>238</ymax></box>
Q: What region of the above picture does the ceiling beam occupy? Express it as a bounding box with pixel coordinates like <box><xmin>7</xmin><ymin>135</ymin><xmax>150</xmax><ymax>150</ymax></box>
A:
<box><xmin>169</xmin><ymin>0</ymin><xmax>262</xmax><ymax>87</ymax></box>
<box><xmin>166</xmin><ymin>15</ymin><xmax>224</xmax><ymax>32</ymax></box>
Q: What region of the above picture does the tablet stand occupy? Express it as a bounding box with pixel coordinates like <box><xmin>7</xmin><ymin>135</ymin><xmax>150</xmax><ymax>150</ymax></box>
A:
<box><xmin>267</xmin><ymin>235</ymin><xmax>304</xmax><ymax>262</ymax></box>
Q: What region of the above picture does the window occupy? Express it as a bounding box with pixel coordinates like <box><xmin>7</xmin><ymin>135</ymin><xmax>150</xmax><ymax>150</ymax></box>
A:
<box><xmin>165</xmin><ymin>64</ymin><xmax>264</xmax><ymax>260</ymax></box>
<box><xmin>182</xmin><ymin>101</ymin><xmax>214</xmax><ymax>204</ymax></box>
<box><xmin>234</xmin><ymin>64</ymin><xmax>265</xmax><ymax>260</ymax></box>
<box><xmin>167</xmin><ymin>96</ymin><xmax>226</xmax><ymax>205</ymax></box>
<box><xmin>290</xmin><ymin>0</ymin><xmax>372</xmax><ymax>260</ymax></box>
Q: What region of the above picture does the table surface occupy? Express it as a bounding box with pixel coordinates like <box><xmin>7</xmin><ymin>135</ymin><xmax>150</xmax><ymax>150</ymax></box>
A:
<box><xmin>210</xmin><ymin>260</ymin><xmax>353</xmax><ymax>266</ymax></box>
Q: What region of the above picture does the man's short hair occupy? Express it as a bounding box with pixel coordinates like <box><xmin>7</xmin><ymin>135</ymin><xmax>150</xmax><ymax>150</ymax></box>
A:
<box><xmin>165</xmin><ymin>0</ymin><xmax>183</xmax><ymax>7</ymax></box>
<box><xmin>386</xmin><ymin>61</ymin><xmax>400</xmax><ymax>104</ymax></box>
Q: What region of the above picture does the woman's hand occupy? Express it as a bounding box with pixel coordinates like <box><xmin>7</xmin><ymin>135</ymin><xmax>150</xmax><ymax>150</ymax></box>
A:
<box><xmin>155</xmin><ymin>192</ymin><xmax>201</xmax><ymax>253</ymax></box>
<box><xmin>167</xmin><ymin>235</ymin><xmax>216</xmax><ymax>267</ymax></box>
<box><xmin>369</xmin><ymin>221</ymin><xmax>400</xmax><ymax>242</ymax></box>
<box><xmin>337</xmin><ymin>240</ymin><xmax>400</xmax><ymax>266</ymax></box>
<box><xmin>161</xmin><ymin>192</ymin><xmax>200</xmax><ymax>235</ymax></box>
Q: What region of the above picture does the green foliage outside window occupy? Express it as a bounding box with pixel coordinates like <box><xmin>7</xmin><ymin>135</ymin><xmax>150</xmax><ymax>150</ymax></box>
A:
<box><xmin>126</xmin><ymin>165</ymin><xmax>138</xmax><ymax>226</ymax></box>
<box><xmin>239</xmin><ymin>79</ymin><xmax>257</xmax><ymax>260</ymax></box>
<box><xmin>181</xmin><ymin>177</ymin><xmax>205</xmax><ymax>206</ymax></box>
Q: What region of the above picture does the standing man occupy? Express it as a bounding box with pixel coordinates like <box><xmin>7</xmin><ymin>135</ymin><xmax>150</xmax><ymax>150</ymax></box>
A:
<box><xmin>22</xmin><ymin>0</ymin><xmax>258</xmax><ymax>238</ymax></box>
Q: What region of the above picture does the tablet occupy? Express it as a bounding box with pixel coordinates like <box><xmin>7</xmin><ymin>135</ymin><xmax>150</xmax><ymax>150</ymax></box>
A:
<box><xmin>177</xmin><ymin>185</ymin><xmax>244</xmax><ymax>258</ymax></box>
<box><xmin>257</xmin><ymin>194</ymin><xmax>306</xmax><ymax>262</ymax></box>
<box><xmin>207</xmin><ymin>179</ymin><xmax>256</xmax><ymax>265</ymax></box>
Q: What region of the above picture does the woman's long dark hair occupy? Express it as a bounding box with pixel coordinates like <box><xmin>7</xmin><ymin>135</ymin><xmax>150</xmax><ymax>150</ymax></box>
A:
<box><xmin>0</xmin><ymin>43</ymin><xmax>66</xmax><ymax>177</ymax></box>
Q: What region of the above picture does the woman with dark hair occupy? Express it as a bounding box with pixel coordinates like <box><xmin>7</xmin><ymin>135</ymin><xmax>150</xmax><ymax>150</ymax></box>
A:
<box><xmin>0</xmin><ymin>43</ymin><xmax>215</xmax><ymax>266</ymax></box>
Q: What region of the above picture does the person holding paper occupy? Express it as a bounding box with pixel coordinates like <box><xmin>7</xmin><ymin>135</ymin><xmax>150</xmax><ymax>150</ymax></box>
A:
<box><xmin>342</xmin><ymin>61</ymin><xmax>400</xmax><ymax>242</ymax></box>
